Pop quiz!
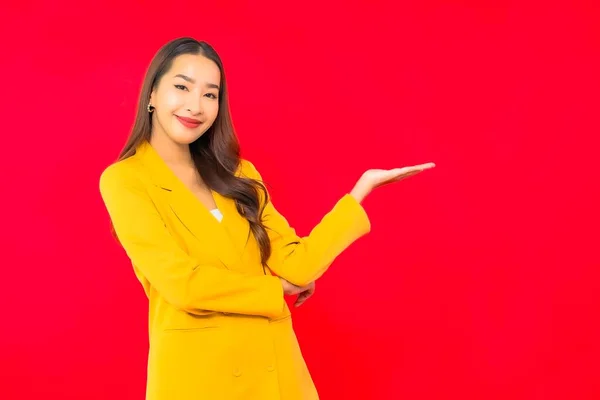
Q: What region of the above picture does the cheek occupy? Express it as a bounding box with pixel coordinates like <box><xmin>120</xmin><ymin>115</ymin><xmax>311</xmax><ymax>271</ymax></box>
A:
<box><xmin>161</xmin><ymin>89</ymin><xmax>184</xmax><ymax>111</ymax></box>
<box><xmin>206</xmin><ymin>101</ymin><xmax>220</xmax><ymax>121</ymax></box>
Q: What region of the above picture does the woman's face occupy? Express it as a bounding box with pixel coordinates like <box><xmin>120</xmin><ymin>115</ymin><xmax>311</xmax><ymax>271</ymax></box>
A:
<box><xmin>149</xmin><ymin>53</ymin><xmax>221</xmax><ymax>145</ymax></box>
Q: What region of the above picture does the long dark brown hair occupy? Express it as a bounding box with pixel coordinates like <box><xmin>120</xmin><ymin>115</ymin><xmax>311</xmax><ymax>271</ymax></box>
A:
<box><xmin>116</xmin><ymin>37</ymin><xmax>272</xmax><ymax>266</ymax></box>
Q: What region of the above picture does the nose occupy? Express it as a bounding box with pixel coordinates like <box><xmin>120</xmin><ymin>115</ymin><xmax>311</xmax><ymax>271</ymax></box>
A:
<box><xmin>186</xmin><ymin>96</ymin><xmax>203</xmax><ymax>115</ymax></box>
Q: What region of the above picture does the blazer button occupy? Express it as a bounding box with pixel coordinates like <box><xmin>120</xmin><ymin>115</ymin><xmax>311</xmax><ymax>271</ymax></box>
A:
<box><xmin>266</xmin><ymin>365</ymin><xmax>275</xmax><ymax>372</ymax></box>
<box><xmin>233</xmin><ymin>368</ymin><xmax>242</xmax><ymax>377</ymax></box>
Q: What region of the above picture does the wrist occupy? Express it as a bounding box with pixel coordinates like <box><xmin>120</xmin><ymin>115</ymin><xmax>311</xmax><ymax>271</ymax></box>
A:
<box><xmin>350</xmin><ymin>181</ymin><xmax>371</xmax><ymax>203</ymax></box>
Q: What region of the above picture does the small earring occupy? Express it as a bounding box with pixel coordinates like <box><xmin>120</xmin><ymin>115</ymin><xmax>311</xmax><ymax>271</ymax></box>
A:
<box><xmin>147</xmin><ymin>103</ymin><xmax>155</xmax><ymax>113</ymax></box>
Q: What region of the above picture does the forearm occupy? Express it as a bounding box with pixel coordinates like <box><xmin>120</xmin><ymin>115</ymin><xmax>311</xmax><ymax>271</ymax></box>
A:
<box><xmin>266</xmin><ymin>194</ymin><xmax>371</xmax><ymax>286</ymax></box>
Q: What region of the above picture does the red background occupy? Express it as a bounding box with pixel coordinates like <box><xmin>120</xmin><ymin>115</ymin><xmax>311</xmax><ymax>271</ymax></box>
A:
<box><xmin>1</xmin><ymin>0</ymin><xmax>599</xmax><ymax>399</ymax></box>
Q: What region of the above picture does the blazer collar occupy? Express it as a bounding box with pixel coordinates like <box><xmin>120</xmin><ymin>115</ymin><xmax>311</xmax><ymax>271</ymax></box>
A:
<box><xmin>134</xmin><ymin>139</ymin><xmax>180</xmax><ymax>191</ymax></box>
<box><xmin>133</xmin><ymin>140</ymin><xmax>251</xmax><ymax>270</ymax></box>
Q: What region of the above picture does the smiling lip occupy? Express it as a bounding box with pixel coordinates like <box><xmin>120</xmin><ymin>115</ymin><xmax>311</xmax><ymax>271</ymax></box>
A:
<box><xmin>176</xmin><ymin>115</ymin><xmax>202</xmax><ymax>128</ymax></box>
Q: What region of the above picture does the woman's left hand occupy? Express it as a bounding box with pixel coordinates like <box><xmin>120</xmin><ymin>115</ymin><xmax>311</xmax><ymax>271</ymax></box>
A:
<box><xmin>293</xmin><ymin>281</ymin><xmax>315</xmax><ymax>307</ymax></box>
<box><xmin>350</xmin><ymin>162</ymin><xmax>436</xmax><ymax>203</ymax></box>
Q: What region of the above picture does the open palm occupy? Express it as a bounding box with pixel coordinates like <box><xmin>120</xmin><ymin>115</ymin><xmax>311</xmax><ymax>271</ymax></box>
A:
<box><xmin>361</xmin><ymin>162</ymin><xmax>436</xmax><ymax>189</ymax></box>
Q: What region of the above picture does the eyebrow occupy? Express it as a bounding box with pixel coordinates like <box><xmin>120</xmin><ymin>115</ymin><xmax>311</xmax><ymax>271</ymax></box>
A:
<box><xmin>174</xmin><ymin>74</ymin><xmax>220</xmax><ymax>90</ymax></box>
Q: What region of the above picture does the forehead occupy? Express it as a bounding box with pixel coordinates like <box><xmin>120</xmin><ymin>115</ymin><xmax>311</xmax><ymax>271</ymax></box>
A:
<box><xmin>169</xmin><ymin>53</ymin><xmax>221</xmax><ymax>84</ymax></box>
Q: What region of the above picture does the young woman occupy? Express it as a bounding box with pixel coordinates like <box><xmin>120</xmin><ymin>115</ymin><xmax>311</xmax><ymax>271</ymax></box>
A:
<box><xmin>99</xmin><ymin>37</ymin><xmax>434</xmax><ymax>400</ymax></box>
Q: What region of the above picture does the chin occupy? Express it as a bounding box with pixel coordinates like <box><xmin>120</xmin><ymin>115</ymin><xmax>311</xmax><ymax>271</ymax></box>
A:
<box><xmin>169</xmin><ymin>130</ymin><xmax>208</xmax><ymax>145</ymax></box>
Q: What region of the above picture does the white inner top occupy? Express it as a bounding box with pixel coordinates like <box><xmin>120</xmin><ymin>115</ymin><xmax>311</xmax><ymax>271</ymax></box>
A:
<box><xmin>210</xmin><ymin>208</ymin><xmax>223</xmax><ymax>222</ymax></box>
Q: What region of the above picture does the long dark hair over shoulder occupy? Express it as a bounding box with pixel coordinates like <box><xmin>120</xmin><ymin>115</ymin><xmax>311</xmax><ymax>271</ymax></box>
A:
<box><xmin>116</xmin><ymin>37</ymin><xmax>272</xmax><ymax>266</ymax></box>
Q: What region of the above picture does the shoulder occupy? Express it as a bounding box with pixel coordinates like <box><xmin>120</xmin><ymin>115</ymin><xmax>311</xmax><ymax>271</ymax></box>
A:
<box><xmin>99</xmin><ymin>156</ymin><xmax>146</xmax><ymax>195</ymax></box>
<box><xmin>237</xmin><ymin>158</ymin><xmax>264</xmax><ymax>181</ymax></box>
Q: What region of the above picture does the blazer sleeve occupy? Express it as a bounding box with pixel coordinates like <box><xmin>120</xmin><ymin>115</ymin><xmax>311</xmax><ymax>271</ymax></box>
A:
<box><xmin>99</xmin><ymin>163</ymin><xmax>285</xmax><ymax>318</ymax></box>
<box><xmin>241</xmin><ymin>160</ymin><xmax>371</xmax><ymax>287</ymax></box>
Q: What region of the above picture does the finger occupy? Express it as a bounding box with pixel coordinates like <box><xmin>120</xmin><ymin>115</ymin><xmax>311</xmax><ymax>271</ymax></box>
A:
<box><xmin>384</xmin><ymin>170</ymin><xmax>418</xmax><ymax>184</ymax></box>
<box><xmin>395</xmin><ymin>165</ymin><xmax>435</xmax><ymax>179</ymax></box>
<box><xmin>295</xmin><ymin>294</ymin><xmax>307</xmax><ymax>307</ymax></box>
<box><xmin>389</xmin><ymin>167</ymin><xmax>417</xmax><ymax>177</ymax></box>
<box><xmin>295</xmin><ymin>290</ymin><xmax>313</xmax><ymax>307</ymax></box>
<box><xmin>414</xmin><ymin>162</ymin><xmax>436</xmax><ymax>170</ymax></box>
<box><xmin>403</xmin><ymin>162</ymin><xmax>435</xmax><ymax>171</ymax></box>
<box><xmin>393</xmin><ymin>163</ymin><xmax>436</xmax><ymax>175</ymax></box>
<box><xmin>392</xmin><ymin>170</ymin><xmax>421</xmax><ymax>181</ymax></box>
<box><xmin>299</xmin><ymin>289</ymin><xmax>311</xmax><ymax>299</ymax></box>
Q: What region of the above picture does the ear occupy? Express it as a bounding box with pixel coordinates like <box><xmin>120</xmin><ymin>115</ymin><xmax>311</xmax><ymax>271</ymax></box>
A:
<box><xmin>149</xmin><ymin>90</ymin><xmax>156</xmax><ymax>106</ymax></box>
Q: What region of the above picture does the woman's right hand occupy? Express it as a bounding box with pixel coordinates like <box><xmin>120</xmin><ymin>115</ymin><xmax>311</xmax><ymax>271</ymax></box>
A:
<box><xmin>279</xmin><ymin>277</ymin><xmax>311</xmax><ymax>296</ymax></box>
<box><xmin>279</xmin><ymin>278</ymin><xmax>316</xmax><ymax>307</ymax></box>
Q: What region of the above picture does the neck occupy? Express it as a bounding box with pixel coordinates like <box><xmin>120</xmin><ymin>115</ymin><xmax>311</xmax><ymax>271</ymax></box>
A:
<box><xmin>149</xmin><ymin>132</ymin><xmax>194</xmax><ymax>167</ymax></box>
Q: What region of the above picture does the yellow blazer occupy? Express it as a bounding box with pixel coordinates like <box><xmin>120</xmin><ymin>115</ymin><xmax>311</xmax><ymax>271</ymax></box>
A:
<box><xmin>99</xmin><ymin>140</ymin><xmax>371</xmax><ymax>400</ymax></box>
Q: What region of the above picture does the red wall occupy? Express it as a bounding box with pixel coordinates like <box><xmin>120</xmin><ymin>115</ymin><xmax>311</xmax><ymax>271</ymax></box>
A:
<box><xmin>1</xmin><ymin>0</ymin><xmax>599</xmax><ymax>399</ymax></box>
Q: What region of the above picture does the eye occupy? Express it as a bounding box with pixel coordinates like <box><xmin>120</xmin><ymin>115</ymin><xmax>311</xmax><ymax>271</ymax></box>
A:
<box><xmin>205</xmin><ymin>93</ymin><xmax>218</xmax><ymax>99</ymax></box>
<box><xmin>174</xmin><ymin>84</ymin><xmax>188</xmax><ymax>91</ymax></box>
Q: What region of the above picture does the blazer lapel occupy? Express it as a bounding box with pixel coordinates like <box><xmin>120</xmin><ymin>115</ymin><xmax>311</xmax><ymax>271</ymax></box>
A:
<box><xmin>133</xmin><ymin>140</ymin><xmax>250</xmax><ymax>270</ymax></box>
<box><xmin>216</xmin><ymin>193</ymin><xmax>251</xmax><ymax>254</ymax></box>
